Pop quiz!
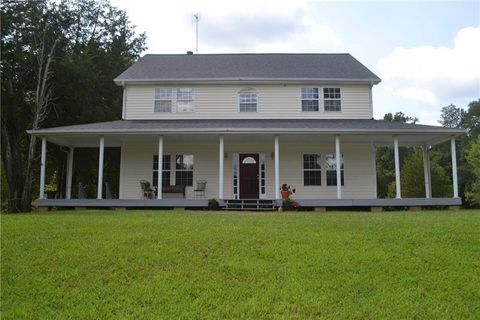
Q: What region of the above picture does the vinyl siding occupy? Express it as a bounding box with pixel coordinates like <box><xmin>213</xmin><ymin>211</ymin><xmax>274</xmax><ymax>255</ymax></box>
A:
<box><xmin>120</xmin><ymin>140</ymin><xmax>375</xmax><ymax>200</ymax></box>
<box><xmin>124</xmin><ymin>84</ymin><xmax>371</xmax><ymax>120</ymax></box>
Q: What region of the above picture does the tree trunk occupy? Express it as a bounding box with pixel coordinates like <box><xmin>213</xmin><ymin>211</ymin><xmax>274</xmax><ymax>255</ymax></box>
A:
<box><xmin>1</xmin><ymin>120</ymin><xmax>25</xmax><ymax>212</ymax></box>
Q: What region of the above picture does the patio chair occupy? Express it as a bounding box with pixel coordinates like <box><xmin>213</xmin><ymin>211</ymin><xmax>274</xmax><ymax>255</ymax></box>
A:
<box><xmin>78</xmin><ymin>183</ymin><xmax>87</xmax><ymax>199</ymax></box>
<box><xmin>104</xmin><ymin>181</ymin><xmax>113</xmax><ymax>199</ymax></box>
<box><xmin>140</xmin><ymin>180</ymin><xmax>155</xmax><ymax>199</ymax></box>
<box><xmin>193</xmin><ymin>180</ymin><xmax>207</xmax><ymax>199</ymax></box>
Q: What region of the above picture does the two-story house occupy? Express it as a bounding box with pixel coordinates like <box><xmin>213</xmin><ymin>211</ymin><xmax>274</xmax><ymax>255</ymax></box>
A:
<box><xmin>29</xmin><ymin>53</ymin><xmax>464</xmax><ymax>210</ymax></box>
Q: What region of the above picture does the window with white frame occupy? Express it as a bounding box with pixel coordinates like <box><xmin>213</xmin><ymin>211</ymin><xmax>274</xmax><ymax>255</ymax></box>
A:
<box><xmin>303</xmin><ymin>154</ymin><xmax>321</xmax><ymax>185</ymax></box>
<box><xmin>325</xmin><ymin>153</ymin><xmax>344</xmax><ymax>186</ymax></box>
<box><xmin>152</xmin><ymin>155</ymin><xmax>171</xmax><ymax>195</ymax></box>
<box><xmin>239</xmin><ymin>89</ymin><xmax>257</xmax><ymax>112</ymax></box>
<box><xmin>154</xmin><ymin>88</ymin><xmax>173</xmax><ymax>112</ymax></box>
<box><xmin>175</xmin><ymin>154</ymin><xmax>194</xmax><ymax>186</ymax></box>
<box><xmin>301</xmin><ymin>88</ymin><xmax>319</xmax><ymax>112</ymax></box>
<box><xmin>176</xmin><ymin>88</ymin><xmax>195</xmax><ymax>112</ymax></box>
<box><xmin>323</xmin><ymin>88</ymin><xmax>341</xmax><ymax>112</ymax></box>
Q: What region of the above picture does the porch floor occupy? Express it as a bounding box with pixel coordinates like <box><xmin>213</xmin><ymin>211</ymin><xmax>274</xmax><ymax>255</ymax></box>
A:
<box><xmin>35</xmin><ymin>197</ymin><xmax>461</xmax><ymax>209</ymax></box>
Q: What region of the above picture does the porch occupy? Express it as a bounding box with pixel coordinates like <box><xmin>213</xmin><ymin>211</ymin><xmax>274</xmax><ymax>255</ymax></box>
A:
<box><xmin>29</xmin><ymin>119</ymin><xmax>465</xmax><ymax>210</ymax></box>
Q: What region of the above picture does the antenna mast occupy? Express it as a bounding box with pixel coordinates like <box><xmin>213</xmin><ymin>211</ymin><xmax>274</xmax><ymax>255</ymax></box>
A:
<box><xmin>193</xmin><ymin>13</ymin><xmax>200</xmax><ymax>54</ymax></box>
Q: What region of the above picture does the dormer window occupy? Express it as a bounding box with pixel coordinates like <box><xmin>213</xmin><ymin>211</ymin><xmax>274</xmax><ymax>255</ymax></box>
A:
<box><xmin>239</xmin><ymin>89</ymin><xmax>257</xmax><ymax>112</ymax></box>
<box><xmin>301</xmin><ymin>88</ymin><xmax>319</xmax><ymax>112</ymax></box>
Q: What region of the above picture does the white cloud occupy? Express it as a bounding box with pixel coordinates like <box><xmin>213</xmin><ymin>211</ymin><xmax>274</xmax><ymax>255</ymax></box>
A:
<box><xmin>110</xmin><ymin>0</ymin><xmax>341</xmax><ymax>54</ymax></box>
<box><xmin>378</xmin><ymin>26</ymin><xmax>480</xmax><ymax>105</ymax></box>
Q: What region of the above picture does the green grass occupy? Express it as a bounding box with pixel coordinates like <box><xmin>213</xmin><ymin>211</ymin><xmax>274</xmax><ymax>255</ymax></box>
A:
<box><xmin>2</xmin><ymin>210</ymin><xmax>480</xmax><ymax>319</ymax></box>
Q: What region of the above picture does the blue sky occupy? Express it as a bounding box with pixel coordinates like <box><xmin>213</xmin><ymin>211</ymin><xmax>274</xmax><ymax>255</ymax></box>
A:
<box><xmin>111</xmin><ymin>0</ymin><xmax>480</xmax><ymax>124</ymax></box>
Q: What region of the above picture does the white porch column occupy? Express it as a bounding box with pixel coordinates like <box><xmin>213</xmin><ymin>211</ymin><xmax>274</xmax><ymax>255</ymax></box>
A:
<box><xmin>394</xmin><ymin>135</ymin><xmax>401</xmax><ymax>199</ymax></box>
<box><xmin>274</xmin><ymin>135</ymin><xmax>280</xmax><ymax>199</ymax></box>
<box><xmin>66</xmin><ymin>147</ymin><xmax>74</xmax><ymax>199</ymax></box>
<box><xmin>422</xmin><ymin>146</ymin><xmax>431</xmax><ymax>198</ymax></box>
<box><xmin>97</xmin><ymin>136</ymin><xmax>105</xmax><ymax>199</ymax></box>
<box><xmin>335</xmin><ymin>135</ymin><xmax>342</xmax><ymax>199</ymax></box>
<box><xmin>451</xmin><ymin>136</ymin><xmax>459</xmax><ymax>198</ymax></box>
<box><xmin>39</xmin><ymin>137</ymin><xmax>47</xmax><ymax>199</ymax></box>
<box><xmin>157</xmin><ymin>136</ymin><xmax>163</xmax><ymax>199</ymax></box>
<box><xmin>219</xmin><ymin>135</ymin><xmax>224</xmax><ymax>199</ymax></box>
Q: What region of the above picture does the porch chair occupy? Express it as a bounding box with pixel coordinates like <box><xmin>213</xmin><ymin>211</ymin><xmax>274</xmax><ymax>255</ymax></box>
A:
<box><xmin>78</xmin><ymin>183</ymin><xmax>87</xmax><ymax>199</ymax></box>
<box><xmin>139</xmin><ymin>180</ymin><xmax>155</xmax><ymax>199</ymax></box>
<box><xmin>193</xmin><ymin>180</ymin><xmax>207</xmax><ymax>199</ymax></box>
<box><xmin>104</xmin><ymin>181</ymin><xmax>113</xmax><ymax>199</ymax></box>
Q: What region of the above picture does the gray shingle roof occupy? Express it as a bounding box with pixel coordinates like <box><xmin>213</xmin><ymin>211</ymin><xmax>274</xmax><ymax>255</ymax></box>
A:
<box><xmin>114</xmin><ymin>53</ymin><xmax>381</xmax><ymax>83</ymax></box>
<box><xmin>28</xmin><ymin>119</ymin><xmax>464</xmax><ymax>135</ymax></box>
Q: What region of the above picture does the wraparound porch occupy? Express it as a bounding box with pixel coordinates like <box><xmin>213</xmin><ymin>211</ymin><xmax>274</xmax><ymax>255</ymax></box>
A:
<box><xmin>31</xmin><ymin>125</ymin><xmax>464</xmax><ymax>210</ymax></box>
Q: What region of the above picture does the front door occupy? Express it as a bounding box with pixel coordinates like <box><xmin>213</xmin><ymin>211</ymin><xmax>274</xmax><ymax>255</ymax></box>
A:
<box><xmin>239</xmin><ymin>153</ymin><xmax>259</xmax><ymax>199</ymax></box>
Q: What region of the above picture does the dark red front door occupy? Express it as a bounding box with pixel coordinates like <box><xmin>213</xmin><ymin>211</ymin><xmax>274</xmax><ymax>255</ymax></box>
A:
<box><xmin>239</xmin><ymin>154</ymin><xmax>259</xmax><ymax>199</ymax></box>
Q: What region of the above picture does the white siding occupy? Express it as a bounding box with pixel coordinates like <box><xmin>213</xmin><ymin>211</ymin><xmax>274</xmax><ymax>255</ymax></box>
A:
<box><xmin>120</xmin><ymin>139</ymin><xmax>375</xmax><ymax>200</ymax></box>
<box><xmin>125</xmin><ymin>84</ymin><xmax>371</xmax><ymax>120</ymax></box>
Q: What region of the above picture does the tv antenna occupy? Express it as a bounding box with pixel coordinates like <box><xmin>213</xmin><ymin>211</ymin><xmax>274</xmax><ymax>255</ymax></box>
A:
<box><xmin>193</xmin><ymin>13</ymin><xmax>200</xmax><ymax>54</ymax></box>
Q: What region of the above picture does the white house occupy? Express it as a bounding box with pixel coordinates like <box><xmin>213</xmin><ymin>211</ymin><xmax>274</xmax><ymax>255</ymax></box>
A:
<box><xmin>29</xmin><ymin>53</ymin><xmax>464</xmax><ymax>210</ymax></box>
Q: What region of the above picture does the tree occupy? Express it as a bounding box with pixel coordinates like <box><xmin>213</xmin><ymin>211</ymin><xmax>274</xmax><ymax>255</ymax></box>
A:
<box><xmin>438</xmin><ymin>104</ymin><xmax>466</xmax><ymax>128</ymax></box>
<box><xmin>465</xmin><ymin>136</ymin><xmax>480</xmax><ymax>206</ymax></box>
<box><xmin>1</xmin><ymin>0</ymin><xmax>146</xmax><ymax>211</ymax></box>
<box><xmin>376</xmin><ymin>112</ymin><xmax>417</xmax><ymax>198</ymax></box>
<box><xmin>399</xmin><ymin>150</ymin><xmax>452</xmax><ymax>198</ymax></box>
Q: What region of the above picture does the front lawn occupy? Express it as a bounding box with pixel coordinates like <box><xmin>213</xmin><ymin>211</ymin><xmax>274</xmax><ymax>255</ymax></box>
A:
<box><xmin>2</xmin><ymin>210</ymin><xmax>480</xmax><ymax>319</ymax></box>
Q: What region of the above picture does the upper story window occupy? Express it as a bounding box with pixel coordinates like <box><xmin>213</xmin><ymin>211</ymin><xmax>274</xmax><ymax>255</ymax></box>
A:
<box><xmin>239</xmin><ymin>89</ymin><xmax>257</xmax><ymax>112</ymax></box>
<box><xmin>176</xmin><ymin>88</ymin><xmax>195</xmax><ymax>112</ymax></box>
<box><xmin>324</xmin><ymin>88</ymin><xmax>341</xmax><ymax>112</ymax></box>
<box><xmin>154</xmin><ymin>88</ymin><xmax>195</xmax><ymax>113</ymax></box>
<box><xmin>154</xmin><ymin>88</ymin><xmax>173</xmax><ymax>112</ymax></box>
<box><xmin>301</xmin><ymin>88</ymin><xmax>319</xmax><ymax>112</ymax></box>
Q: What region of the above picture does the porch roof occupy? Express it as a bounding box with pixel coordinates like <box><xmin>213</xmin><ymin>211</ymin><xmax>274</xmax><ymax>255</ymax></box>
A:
<box><xmin>28</xmin><ymin>119</ymin><xmax>464</xmax><ymax>135</ymax></box>
<box><xmin>27</xmin><ymin>119</ymin><xmax>465</xmax><ymax>148</ymax></box>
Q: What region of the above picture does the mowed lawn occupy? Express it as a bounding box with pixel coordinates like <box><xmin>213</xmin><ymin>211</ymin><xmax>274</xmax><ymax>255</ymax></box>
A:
<box><xmin>2</xmin><ymin>210</ymin><xmax>480</xmax><ymax>319</ymax></box>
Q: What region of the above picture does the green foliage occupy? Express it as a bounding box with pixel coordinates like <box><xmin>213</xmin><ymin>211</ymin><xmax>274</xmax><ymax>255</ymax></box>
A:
<box><xmin>383</xmin><ymin>112</ymin><xmax>418</xmax><ymax>124</ymax></box>
<box><xmin>439</xmin><ymin>104</ymin><xmax>466</xmax><ymax>128</ymax></box>
<box><xmin>1</xmin><ymin>0</ymin><xmax>146</xmax><ymax>210</ymax></box>
<box><xmin>399</xmin><ymin>150</ymin><xmax>452</xmax><ymax>198</ymax></box>
<box><xmin>2</xmin><ymin>210</ymin><xmax>480</xmax><ymax>318</ymax></box>
<box><xmin>465</xmin><ymin>136</ymin><xmax>480</xmax><ymax>206</ymax></box>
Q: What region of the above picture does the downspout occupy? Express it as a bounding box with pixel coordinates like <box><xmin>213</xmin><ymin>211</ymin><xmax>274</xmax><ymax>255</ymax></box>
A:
<box><xmin>122</xmin><ymin>81</ymin><xmax>126</xmax><ymax>120</ymax></box>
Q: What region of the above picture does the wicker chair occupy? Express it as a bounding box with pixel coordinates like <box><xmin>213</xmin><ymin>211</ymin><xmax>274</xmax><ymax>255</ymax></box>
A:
<box><xmin>140</xmin><ymin>180</ymin><xmax>155</xmax><ymax>199</ymax></box>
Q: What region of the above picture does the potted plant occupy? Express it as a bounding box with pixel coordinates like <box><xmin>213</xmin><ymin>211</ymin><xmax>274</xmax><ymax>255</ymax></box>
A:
<box><xmin>208</xmin><ymin>198</ymin><xmax>220</xmax><ymax>210</ymax></box>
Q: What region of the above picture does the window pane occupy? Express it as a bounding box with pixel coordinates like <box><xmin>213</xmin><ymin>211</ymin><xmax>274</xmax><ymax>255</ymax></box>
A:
<box><xmin>326</xmin><ymin>171</ymin><xmax>344</xmax><ymax>186</ymax></box>
<box><xmin>324</xmin><ymin>99</ymin><xmax>341</xmax><ymax>112</ymax></box>
<box><xmin>177</xmin><ymin>100</ymin><xmax>194</xmax><ymax>112</ymax></box>
<box><xmin>304</xmin><ymin>170</ymin><xmax>321</xmax><ymax>186</ymax></box>
<box><xmin>302</xmin><ymin>100</ymin><xmax>319</xmax><ymax>112</ymax></box>
<box><xmin>154</xmin><ymin>100</ymin><xmax>172</xmax><ymax>112</ymax></box>
<box><xmin>240</xmin><ymin>103</ymin><xmax>257</xmax><ymax>112</ymax></box>
<box><xmin>177</xmin><ymin>88</ymin><xmax>194</xmax><ymax>100</ymax></box>
<box><xmin>155</xmin><ymin>88</ymin><xmax>173</xmax><ymax>100</ymax></box>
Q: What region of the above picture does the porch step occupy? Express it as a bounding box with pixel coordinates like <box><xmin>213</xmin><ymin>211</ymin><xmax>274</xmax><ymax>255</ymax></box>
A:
<box><xmin>223</xmin><ymin>199</ymin><xmax>277</xmax><ymax>211</ymax></box>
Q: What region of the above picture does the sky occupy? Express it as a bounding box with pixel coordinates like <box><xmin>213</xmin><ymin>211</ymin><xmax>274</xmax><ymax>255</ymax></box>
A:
<box><xmin>110</xmin><ymin>0</ymin><xmax>480</xmax><ymax>125</ymax></box>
